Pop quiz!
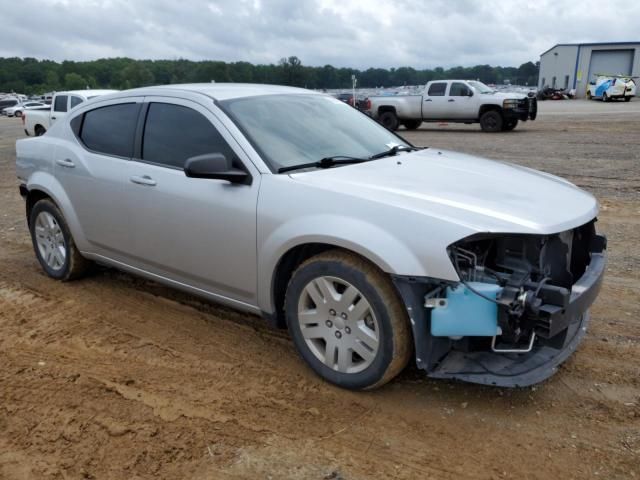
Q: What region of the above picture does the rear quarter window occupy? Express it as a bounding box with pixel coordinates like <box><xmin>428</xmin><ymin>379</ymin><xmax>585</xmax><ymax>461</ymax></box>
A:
<box><xmin>79</xmin><ymin>103</ymin><xmax>141</xmax><ymax>158</ymax></box>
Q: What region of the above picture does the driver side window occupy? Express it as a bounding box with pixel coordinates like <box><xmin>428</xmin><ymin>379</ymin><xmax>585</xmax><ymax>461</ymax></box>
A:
<box><xmin>449</xmin><ymin>82</ymin><xmax>471</xmax><ymax>96</ymax></box>
<box><xmin>141</xmin><ymin>102</ymin><xmax>236</xmax><ymax>169</ymax></box>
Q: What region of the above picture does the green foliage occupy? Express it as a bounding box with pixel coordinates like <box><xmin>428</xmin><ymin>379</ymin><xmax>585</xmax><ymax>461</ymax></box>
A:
<box><xmin>0</xmin><ymin>56</ymin><xmax>539</xmax><ymax>94</ymax></box>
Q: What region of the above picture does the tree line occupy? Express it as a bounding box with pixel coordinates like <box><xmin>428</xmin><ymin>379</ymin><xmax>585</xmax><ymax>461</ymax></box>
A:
<box><xmin>0</xmin><ymin>56</ymin><xmax>539</xmax><ymax>95</ymax></box>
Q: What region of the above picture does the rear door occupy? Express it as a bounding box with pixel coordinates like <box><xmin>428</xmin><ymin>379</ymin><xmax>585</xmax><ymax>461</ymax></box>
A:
<box><xmin>51</xmin><ymin>95</ymin><xmax>68</xmax><ymax>126</ymax></box>
<box><xmin>446</xmin><ymin>82</ymin><xmax>476</xmax><ymax>119</ymax></box>
<box><xmin>422</xmin><ymin>82</ymin><xmax>449</xmax><ymax>119</ymax></box>
<box><xmin>54</xmin><ymin>98</ymin><xmax>144</xmax><ymax>262</ymax></box>
<box><xmin>124</xmin><ymin>97</ymin><xmax>261</xmax><ymax>306</ymax></box>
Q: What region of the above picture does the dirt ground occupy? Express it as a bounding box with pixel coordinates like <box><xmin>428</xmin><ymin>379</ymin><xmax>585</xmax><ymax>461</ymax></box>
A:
<box><xmin>0</xmin><ymin>100</ymin><xmax>638</xmax><ymax>479</ymax></box>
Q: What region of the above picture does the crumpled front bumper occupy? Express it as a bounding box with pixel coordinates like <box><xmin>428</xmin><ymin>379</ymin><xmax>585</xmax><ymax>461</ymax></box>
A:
<box><xmin>393</xmin><ymin>249</ymin><xmax>606</xmax><ymax>388</ymax></box>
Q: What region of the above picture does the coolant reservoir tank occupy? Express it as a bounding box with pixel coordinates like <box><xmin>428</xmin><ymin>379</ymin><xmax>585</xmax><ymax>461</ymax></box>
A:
<box><xmin>430</xmin><ymin>282</ymin><xmax>502</xmax><ymax>337</ymax></box>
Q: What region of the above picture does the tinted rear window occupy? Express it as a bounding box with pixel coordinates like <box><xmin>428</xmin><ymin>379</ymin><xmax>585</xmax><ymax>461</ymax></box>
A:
<box><xmin>427</xmin><ymin>83</ymin><xmax>447</xmax><ymax>96</ymax></box>
<box><xmin>80</xmin><ymin>103</ymin><xmax>140</xmax><ymax>157</ymax></box>
<box><xmin>70</xmin><ymin>96</ymin><xmax>83</xmax><ymax>109</ymax></box>
<box><xmin>54</xmin><ymin>95</ymin><xmax>68</xmax><ymax>112</ymax></box>
<box><xmin>141</xmin><ymin>103</ymin><xmax>235</xmax><ymax>169</ymax></box>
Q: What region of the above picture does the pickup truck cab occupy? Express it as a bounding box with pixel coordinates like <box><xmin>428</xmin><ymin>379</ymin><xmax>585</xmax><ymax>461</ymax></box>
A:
<box><xmin>23</xmin><ymin>89</ymin><xmax>117</xmax><ymax>136</ymax></box>
<box><xmin>365</xmin><ymin>80</ymin><xmax>537</xmax><ymax>132</ymax></box>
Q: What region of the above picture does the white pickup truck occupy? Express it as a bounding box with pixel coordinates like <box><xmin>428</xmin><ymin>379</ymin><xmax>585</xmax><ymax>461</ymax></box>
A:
<box><xmin>364</xmin><ymin>80</ymin><xmax>537</xmax><ymax>132</ymax></box>
<box><xmin>23</xmin><ymin>89</ymin><xmax>117</xmax><ymax>136</ymax></box>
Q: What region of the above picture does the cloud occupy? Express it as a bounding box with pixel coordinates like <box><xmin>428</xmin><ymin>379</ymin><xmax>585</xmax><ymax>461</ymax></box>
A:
<box><xmin>0</xmin><ymin>0</ymin><xmax>638</xmax><ymax>68</ymax></box>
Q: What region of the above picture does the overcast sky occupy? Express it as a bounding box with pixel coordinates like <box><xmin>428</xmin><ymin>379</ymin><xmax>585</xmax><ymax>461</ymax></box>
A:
<box><xmin>2</xmin><ymin>0</ymin><xmax>639</xmax><ymax>68</ymax></box>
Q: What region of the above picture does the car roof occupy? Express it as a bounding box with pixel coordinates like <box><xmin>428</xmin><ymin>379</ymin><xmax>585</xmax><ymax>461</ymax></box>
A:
<box><xmin>124</xmin><ymin>83</ymin><xmax>319</xmax><ymax>101</ymax></box>
<box><xmin>57</xmin><ymin>89</ymin><xmax>119</xmax><ymax>97</ymax></box>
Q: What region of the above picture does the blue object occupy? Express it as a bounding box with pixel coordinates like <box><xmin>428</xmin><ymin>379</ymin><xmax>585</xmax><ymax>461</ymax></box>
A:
<box><xmin>430</xmin><ymin>282</ymin><xmax>502</xmax><ymax>337</ymax></box>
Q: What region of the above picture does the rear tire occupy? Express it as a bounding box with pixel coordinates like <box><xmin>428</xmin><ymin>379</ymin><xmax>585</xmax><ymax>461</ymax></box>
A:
<box><xmin>586</xmin><ymin>90</ymin><xmax>592</xmax><ymax>100</ymax></box>
<box><xmin>285</xmin><ymin>250</ymin><xmax>412</xmax><ymax>390</ymax></box>
<box><xmin>15</xmin><ymin>111</ymin><xmax>22</xmax><ymax>118</ymax></box>
<box><xmin>625</xmin><ymin>96</ymin><xmax>632</xmax><ymax>102</ymax></box>
<box><xmin>502</xmin><ymin>119</ymin><xmax>518</xmax><ymax>131</ymax></box>
<box><xmin>378</xmin><ymin>111</ymin><xmax>399</xmax><ymax>131</ymax></box>
<box><xmin>29</xmin><ymin>199</ymin><xmax>91</xmax><ymax>281</ymax></box>
<box><xmin>402</xmin><ymin>120</ymin><xmax>422</xmax><ymax>130</ymax></box>
<box><xmin>480</xmin><ymin>110</ymin><xmax>503</xmax><ymax>132</ymax></box>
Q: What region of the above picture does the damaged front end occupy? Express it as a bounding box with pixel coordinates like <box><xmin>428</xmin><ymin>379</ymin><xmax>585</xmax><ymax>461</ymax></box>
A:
<box><xmin>393</xmin><ymin>219</ymin><xmax>606</xmax><ymax>387</ymax></box>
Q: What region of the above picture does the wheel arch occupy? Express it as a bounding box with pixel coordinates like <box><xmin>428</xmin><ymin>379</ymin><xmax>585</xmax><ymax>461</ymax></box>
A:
<box><xmin>260</xmin><ymin>221</ymin><xmax>427</xmax><ymax>327</ymax></box>
<box><xmin>377</xmin><ymin>105</ymin><xmax>397</xmax><ymax>116</ymax></box>
<box><xmin>25</xmin><ymin>173</ymin><xmax>89</xmax><ymax>251</ymax></box>
<box><xmin>478</xmin><ymin>104</ymin><xmax>503</xmax><ymax>118</ymax></box>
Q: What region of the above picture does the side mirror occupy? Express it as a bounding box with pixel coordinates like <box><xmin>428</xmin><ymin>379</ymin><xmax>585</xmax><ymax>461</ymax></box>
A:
<box><xmin>467</xmin><ymin>89</ymin><xmax>474</xmax><ymax>97</ymax></box>
<box><xmin>184</xmin><ymin>153</ymin><xmax>250</xmax><ymax>184</ymax></box>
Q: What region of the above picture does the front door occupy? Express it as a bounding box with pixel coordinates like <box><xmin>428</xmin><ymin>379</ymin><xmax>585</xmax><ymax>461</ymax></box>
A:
<box><xmin>125</xmin><ymin>98</ymin><xmax>260</xmax><ymax>307</ymax></box>
<box><xmin>446</xmin><ymin>82</ymin><xmax>477</xmax><ymax>119</ymax></box>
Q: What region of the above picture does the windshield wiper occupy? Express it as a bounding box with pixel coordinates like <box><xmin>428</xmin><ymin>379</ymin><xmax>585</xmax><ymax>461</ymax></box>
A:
<box><xmin>368</xmin><ymin>145</ymin><xmax>424</xmax><ymax>160</ymax></box>
<box><xmin>278</xmin><ymin>156</ymin><xmax>368</xmax><ymax>174</ymax></box>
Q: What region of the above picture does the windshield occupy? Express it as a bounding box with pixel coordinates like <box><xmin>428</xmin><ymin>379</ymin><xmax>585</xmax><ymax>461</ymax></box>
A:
<box><xmin>220</xmin><ymin>94</ymin><xmax>409</xmax><ymax>172</ymax></box>
<box><xmin>467</xmin><ymin>81</ymin><xmax>494</xmax><ymax>94</ymax></box>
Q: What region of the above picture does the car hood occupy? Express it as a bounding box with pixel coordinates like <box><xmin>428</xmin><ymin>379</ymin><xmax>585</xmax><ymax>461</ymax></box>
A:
<box><xmin>480</xmin><ymin>92</ymin><xmax>528</xmax><ymax>101</ymax></box>
<box><xmin>288</xmin><ymin>149</ymin><xmax>598</xmax><ymax>234</ymax></box>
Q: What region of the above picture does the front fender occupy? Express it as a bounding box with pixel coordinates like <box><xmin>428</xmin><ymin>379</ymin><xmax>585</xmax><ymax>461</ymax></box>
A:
<box><xmin>27</xmin><ymin>171</ymin><xmax>89</xmax><ymax>251</ymax></box>
<box><xmin>257</xmin><ymin>214</ymin><xmax>427</xmax><ymax>313</ymax></box>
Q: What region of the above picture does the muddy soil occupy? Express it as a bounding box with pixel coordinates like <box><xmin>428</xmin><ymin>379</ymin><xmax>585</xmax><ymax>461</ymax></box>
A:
<box><xmin>0</xmin><ymin>100</ymin><xmax>638</xmax><ymax>479</ymax></box>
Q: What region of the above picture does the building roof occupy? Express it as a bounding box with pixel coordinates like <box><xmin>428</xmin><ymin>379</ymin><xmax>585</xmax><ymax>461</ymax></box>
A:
<box><xmin>541</xmin><ymin>42</ymin><xmax>640</xmax><ymax>57</ymax></box>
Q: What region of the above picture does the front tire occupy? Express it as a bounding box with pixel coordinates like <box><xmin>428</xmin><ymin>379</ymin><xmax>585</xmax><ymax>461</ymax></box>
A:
<box><xmin>480</xmin><ymin>110</ymin><xmax>503</xmax><ymax>132</ymax></box>
<box><xmin>35</xmin><ymin>125</ymin><xmax>46</xmax><ymax>136</ymax></box>
<box><xmin>586</xmin><ymin>90</ymin><xmax>593</xmax><ymax>100</ymax></box>
<box><xmin>29</xmin><ymin>199</ymin><xmax>91</xmax><ymax>281</ymax></box>
<box><xmin>378</xmin><ymin>111</ymin><xmax>399</xmax><ymax>131</ymax></box>
<box><xmin>502</xmin><ymin>119</ymin><xmax>518</xmax><ymax>131</ymax></box>
<box><xmin>285</xmin><ymin>250</ymin><xmax>412</xmax><ymax>390</ymax></box>
<box><xmin>15</xmin><ymin>111</ymin><xmax>22</xmax><ymax>118</ymax></box>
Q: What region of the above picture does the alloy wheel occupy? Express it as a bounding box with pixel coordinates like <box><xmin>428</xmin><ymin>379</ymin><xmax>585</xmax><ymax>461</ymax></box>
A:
<box><xmin>34</xmin><ymin>211</ymin><xmax>66</xmax><ymax>271</ymax></box>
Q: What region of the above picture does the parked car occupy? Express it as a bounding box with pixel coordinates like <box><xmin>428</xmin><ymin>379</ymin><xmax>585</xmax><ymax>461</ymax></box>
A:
<box><xmin>364</xmin><ymin>80</ymin><xmax>537</xmax><ymax>132</ymax></box>
<box><xmin>0</xmin><ymin>98</ymin><xmax>20</xmax><ymax>115</ymax></box>
<box><xmin>2</xmin><ymin>101</ymin><xmax>47</xmax><ymax>117</ymax></box>
<box><xmin>586</xmin><ymin>75</ymin><xmax>636</xmax><ymax>102</ymax></box>
<box><xmin>23</xmin><ymin>89</ymin><xmax>117</xmax><ymax>136</ymax></box>
<box><xmin>333</xmin><ymin>92</ymin><xmax>369</xmax><ymax>110</ymax></box>
<box><xmin>16</xmin><ymin>84</ymin><xmax>605</xmax><ymax>389</ymax></box>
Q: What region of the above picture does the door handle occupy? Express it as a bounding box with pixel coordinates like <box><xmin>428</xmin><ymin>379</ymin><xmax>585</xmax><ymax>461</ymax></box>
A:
<box><xmin>55</xmin><ymin>158</ymin><xmax>75</xmax><ymax>168</ymax></box>
<box><xmin>448</xmin><ymin>99</ymin><xmax>455</xmax><ymax>102</ymax></box>
<box><xmin>130</xmin><ymin>175</ymin><xmax>157</xmax><ymax>186</ymax></box>
<box><xmin>51</xmin><ymin>116</ymin><xmax>56</xmax><ymax>120</ymax></box>
<box><xmin>425</xmin><ymin>99</ymin><xmax>432</xmax><ymax>102</ymax></box>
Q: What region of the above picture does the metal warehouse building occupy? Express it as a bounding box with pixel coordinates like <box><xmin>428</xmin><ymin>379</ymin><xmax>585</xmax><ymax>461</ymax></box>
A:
<box><xmin>538</xmin><ymin>42</ymin><xmax>640</xmax><ymax>98</ymax></box>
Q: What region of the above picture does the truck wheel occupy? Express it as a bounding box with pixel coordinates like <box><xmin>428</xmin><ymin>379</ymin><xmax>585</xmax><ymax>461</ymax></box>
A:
<box><xmin>502</xmin><ymin>119</ymin><xmax>518</xmax><ymax>131</ymax></box>
<box><xmin>285</xmin><ymin>250</ymin><xmax>412</xmax><ymax>390</ymax></box>
<box><xmin>402</xmin><ymin>120</ymin><xmax>422</xmax><ymax>130</ymax></box>
<box><xmin>29</xmin><ymin>199</ymin><xmax>91</xmax><ymax>281</ymax></box>
<box><xmin>624</xmin><ymin>96</ymin><xmax>631</xmax><ymax>102</ymax></box>
<box><xmin>378</xmin><ymin>111</ymin><xmax>399</xmax><ymax>131</ymax></box>
<box><xmin>480</xmin><ymin>110</ymin><xmax>503</xmax><ymax>132</ymax></box>
<box><xmin>35</xmin><ymin>125</ymin><xmax>46</xmax><ymax>136</ymax></box>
